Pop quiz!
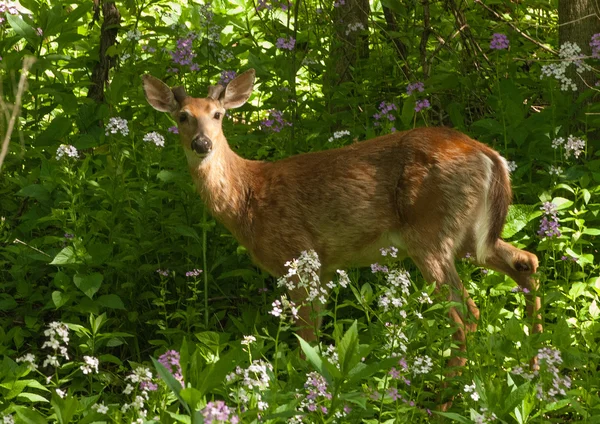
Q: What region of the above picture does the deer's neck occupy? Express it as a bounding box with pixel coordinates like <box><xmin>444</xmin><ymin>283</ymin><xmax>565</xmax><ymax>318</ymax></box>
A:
<box><xmin>188</xmin><ymin>142</ymin><xmax>256</xmax><ymax>241</ymax></box>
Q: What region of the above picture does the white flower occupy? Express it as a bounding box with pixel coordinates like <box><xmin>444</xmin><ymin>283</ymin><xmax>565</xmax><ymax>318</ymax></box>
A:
<box><xmin>123</xmin><ymin>384</ymin><xmax>134</xmax><ymax>395</ymax></box>
<box><xmin>412</xmin><ymin>355</ymin><xmax>433</xmax><ymax>375</ymax></box>
<box><xmin>269</xmin><ymin>299</ymin><xmax>282</xmax><ymax>317</ymax></box>
<box><xmin>464</xmin><ymin>382</ymin><xmax>479</xmax><ymax>401</ymax></box>
<box><xmin>105</xmin><ymin>117</ymin><xmax>129</xmax><ymax>136</ymax></box>
<box><xmin>327</xmin><ymin>130</ymin><xmax>350</xmax><ymax>142</ymax></box>
<box><xmin>241</xmin><ymin>335</ymin><xmax>256</xmax><ymax>346</ymax></box>
<box><xmin>56</xmin><ymin>144</ymin><xmax>79</xmax><ymax>160</ymax></box>
<box><xmin>43</xmin><ymin>355</ymin><xmax>59</xmax><ymax>368</ymax></box>
<box><xmin>549</xmin><ymin>165</ymin><xmax>563</xmax><ymax>176</ymax></box>
<box><xmin>143</xmin><ymin>131</ymin><xmax>165</xmax><ymax>147</ymax></box>
<box><xmin>16</xmin><ymin>353</ymin><xmax>38</xmax><ymax>370</ymax></box>
<box><xmin>92</xmin><ymin>403</ymin><xmax>109</xmax><ymax>414</ymax></box>
<box><xmin>551</xmin><ymin>137</ymin><xmax>564</xmax><ymax>149</ymax></box>
<box><xmin>564</xmin><ymin>135</ymin><xmax>585</xmax><ymax>159</ymax></box>
<box><xmin>55</xmin><ymin>388</ymin><xmax>66</xmax><ymax>398</ymax></box>
<box><xmin>125</xmin><ymin>29</ymin><xmax>142</xmax><ymax>40</ymax></box>
<box><xmin>2</xmin><ymin>414</ymin><xmax>15</xmax><ymax>424</ymax></box>
<box><xmin>345</xmin><ymin>22</ymin><xmax>365</xmax><ymax>35</ymax></box>
<box><xmin>417</xmin><ymin>292</ymin><xmax>433</xmax><ymax>304</ymax></box>
<box><xmin>336</xmin><ymin>269</ymin><xmax>350</xmax><ymax>288</ymax></box>
<box><xmin>506</xmin><ymin>160</ymin><xmax>517</xmax><ymax>173</ymax></box>
<box><xmin>80</xmin><ymin>356</ymin><xmax>99</xmax><ymax>374</ymax></box>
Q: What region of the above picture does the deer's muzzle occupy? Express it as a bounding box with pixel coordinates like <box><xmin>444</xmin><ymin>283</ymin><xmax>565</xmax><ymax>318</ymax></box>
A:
<box><xmin>191</xmin><ymin>136</ymin><xmax>212</xmax><ymax>155</ymax></box>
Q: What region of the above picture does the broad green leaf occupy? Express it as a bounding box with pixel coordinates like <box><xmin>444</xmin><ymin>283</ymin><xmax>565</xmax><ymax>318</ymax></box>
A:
<box><xmin>50</xmin><ymin>247</ymin><xmax>78</xmax><ymax>265</ymax></box>
<box><xmin>7</xmin><ymin>14</ymin><xmax>37</xmax><ymax>46</ymax></box>
<box><xmin>180</xmin><ymin>387</ymin><xmax>203</xmax><ymax>411</ymax></box>
<box><xmin>502</xmin><ymin>381</ymin><xmax>530</xmax><ymax>415</ymax></box>
<box><xmin>52</xmin><ymin>291</ymin><xmax>69</xmax><ymax>309</ymax></box>
<box><xmin>17</xmin><ymin>392</ymin><xmax>49</xmax><ymax>403</ymax></box>
<box><xmin>196</xmin><ymin>347</ymin><xmax>244</xmax><ymax>396</ymax></box>
<box><xmin>503</xmin><ymin>204</ymin><xmax>535</xmax><ymax>238</ymax></box>
<box><xmin>152</xmin><ymin>358</ymin><xmax>190</xmax><ymax>414</ymax></box>
<box><xmin>337</xmin><ymin>321</ymin><xmax>359</xmax><ymax>376</ymax></box>
<box><xmin>51</xmin><ymin>394</ymin><xmax>79</xmax><ymax>424</ymax></box>
<box><xmin>73</xmin><ymin>273</ymin><xmax>103</xmax><ymax>298</ymax></box>
<box><xmin>96</xmin><ymin>294</ymin><xmax>125</xmax><ymax>309</ymax></box>
<box><xmin>13</xmin><ymin>406</ymin><xmax>47</xmax><ymax>424</ymax></box>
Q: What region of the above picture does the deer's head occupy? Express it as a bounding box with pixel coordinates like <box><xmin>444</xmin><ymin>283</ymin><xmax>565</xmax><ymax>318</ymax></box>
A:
<box><xmin>142</xmin><ymin>69</ymin><xmax>255</xmax><ymax>158</ymax></box>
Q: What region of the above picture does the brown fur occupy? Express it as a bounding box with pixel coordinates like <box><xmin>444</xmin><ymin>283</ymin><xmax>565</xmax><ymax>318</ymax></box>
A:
<box><xmin>142</xmin><ymin>70</ymin><xmax>542</xmax><ymax>373</ymax></box>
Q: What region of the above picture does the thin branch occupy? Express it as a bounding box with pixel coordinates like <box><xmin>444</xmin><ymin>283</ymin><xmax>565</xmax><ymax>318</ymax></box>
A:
<box><xmin>0</xmin><ymin>56</ymin><xmax>35</xmax><ymax>172</ymax></box>
<box><xmin>474</xmin><ymin>0</ymin><xmax>557</xmax><ymax>55</ymax></box>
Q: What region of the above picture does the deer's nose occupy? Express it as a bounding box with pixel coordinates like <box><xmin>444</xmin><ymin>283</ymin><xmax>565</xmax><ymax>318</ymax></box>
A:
<box><xmin>191</xmin><ymin>136</ymin><xmax>212</xmax><ymax>155</ymax></box>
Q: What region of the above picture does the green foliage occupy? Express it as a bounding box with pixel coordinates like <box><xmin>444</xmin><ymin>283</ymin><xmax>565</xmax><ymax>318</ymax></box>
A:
<box><xmin>0</xmin><ymin>0</ymin><xmax>600</xmax><ymax>422</ymax></box>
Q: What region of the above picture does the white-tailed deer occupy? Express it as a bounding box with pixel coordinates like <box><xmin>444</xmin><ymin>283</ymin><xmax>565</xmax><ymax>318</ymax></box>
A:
<box><xmin>142</xmin><ymin>69</ymin><xmax>541</xmax><ymax>370</ymax></box>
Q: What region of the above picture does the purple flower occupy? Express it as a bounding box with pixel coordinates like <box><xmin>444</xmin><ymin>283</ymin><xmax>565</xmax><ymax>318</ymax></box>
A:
<box><xmin>276</xmin><ymin>37</ymin><xmax>295</xmax><ymax>50</ymax></box>
<box><xmin>169</xmin><ymin>34</ymin><xmax>199</xmax><ymax>70</ymax></box>
<box><xmin>219</xmin><ymin>70</ymin><xmax>237</xmax><ymax>85</ymax></box>
<box><xmin>591</xmin><ymin>33</ymin><xmax>600</xmax><ymax>58</ymax></box>
<box><xmin>334</xmin><ymin>0</ymin><xmax>345</xmax><ymax>6</ymax></box>
<box><xmin>201</xmin><ymin>400</ymin><xmax>238</xmax><ymax>424</ymax></box>
<box><xmin>158</xmin><ymin>350</ymin><xmax>183</xmax><ymax>383</ymax></box>
<box><xmin>168</xmin><ymin>126</ymin><xmax>179</xmax><ymax>134</ymax></box>
<box><xmin>370</xmin><ymin>263</ymin><xmax>389</xmax><ymax>273</ymax></box>
<box><xmin>140</xmin><ymin>381</ymin><xmax>158</xmax><ymax>391</ymax></box>
<box><xmin>156</xmin><ymin>269</ymin><xmax>169</xmax><ymax>277</ymax></box>
<box><xmin>538</xmin><ymin>202</ymin><xmax>561</xmax><ymax>238</ymax></box>
<box><xmin>186</xmin><ymin>269</ymin><xmax>203</xmax><ymax>277</ymax></box>
<box><xmin>388</xmin><ymin>387</ymin><xmax>401</xmax><ymax>401</ymax></box>
<box><xmin>490</xmin><ymin>33</ymin><xmax>509</xmax><ymax>50</ymax></box>
<box><xmin>64</xmin><ymin>232</ymin><xmax>74</xmax><ymax>239</ymax></box>
<box><xmin>261</xmin><ymin>109</ymin><xmax>292</xmax><ymax>132</ymax></box>
<box><xmin>406</xmin><ymin>81</ymin><xmax>424</xmax><ymax>95</ymax></box>
<box><xmin>414</xmin><ymin>99</ymin><xmax>430</xmax><ymax>112</ymax></box>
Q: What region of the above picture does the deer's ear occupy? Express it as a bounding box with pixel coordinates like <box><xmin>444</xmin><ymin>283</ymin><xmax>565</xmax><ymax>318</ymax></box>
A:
<box><xmin>220</xmin><ymin>69</ymin><xmax>255</xmax><ymax>109</ymax></box>
<box><xmin>142</xmin><ymin>75</ymin><xmax>181</xmax><ymax>113</ymax></box>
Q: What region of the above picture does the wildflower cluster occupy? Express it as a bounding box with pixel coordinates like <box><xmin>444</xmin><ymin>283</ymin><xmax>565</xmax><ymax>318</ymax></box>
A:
<box><xmin>219</xmin><ymin>70</ymin><xmax>237</xmax><ymax>85</ymax></box>
<box><xmin>226</xmin><ymin>360</ymin><xmax>272</xmax><ymax>414</ymax></box>
<box><xmin>0</xmin><ymin>0</ymin><xmax>19</xmax><ymax>24</ymax></box>
<box><xmin>415</xmin><ymin>99</ymin><xmax>430</xmax><ymax>112</ymax></box>
<box><xmin>105</xmin><ymin>117</ymin><xmax>129</xmax><ymax>137</ymax></box>
<box><xmin>411</xmin><ymin>355</ymin><xmax>434</xmax><ymax>375</ymax></box>
<box><xmin>122</xmin><ymin>366</ymin><xmax>156</xmax><ymax>419</ymax></box>
<box><xmin>551</xmin><ymin>135</ymin><xmax>585</xmax><ymax>159</ymax></box>
<box><xmin>590</xmin><ymin>33</ymin><xmax>600</xmax><ymax>58</ymax></box>
<box><xmin>327</xmin><ymin>129</ymin><xmax>350</xmax><ymax>143</ymax></box>
<box><xmin>276</xmin><ymin>250</ymin><xmax>327</xmax><ymax>303</ymax></box>
<box><xmin>56</xmin><ymin>144</ymin><xmax>79</xmax><ymax>160</ymax></box>
<box><xmin>549</xmin><ymin>164</ymin><xmax>563</xmax><ymax>176</ymax></box>
<box><xmin>169</xmin><ymin>34</ymin><xmax>199</xmax><ymax>71</ymax></box>
<box><xmin>464</xmin><ymin>381</ymin><xmax>480</xmax><ymax>401</ymax></box>
<box><xmin>201</xmin><ymin>400</ymin><xmax>239</xmax><ymax>424</ymax></box>
<box><xmin>333</xmin><ymin>0</ymin><xmax>345</xmax><ymax>7</ymax></box>
<box><xmin>383</xmin><ymin>323</ymin><xmax>409</xmax><ymax>356</ymax></box>
<box><xmin>513</xmin><ymin>347</ymin><xmax>571</xmax><ymax>402</ymax></box>
<box><xmin>158</xmin><ymin>350</ymin><xmax>183</xmax><ymax>384</ymax></box>
<box><xmin>345</xmin><ymin>22</ymin><xmax>365</xmax><ymax>36</ymax></box>
<box><xmin>406</xmin><ymin>81</ymin><xmax>424</xmax><ymax>95</ymax></box>
<box><xmin>143</xmin><ymin>131</ymin><xmax>165</xmax><ymax>148</ymax></box>
<box><xmin>42</xmin><ymin>321</ymin><xmax>70</xmax><ymax>368</ymax></box>
<box><xmin>541</xmin><ymin>42</ymin><xmax>591</xmax><ymax>91</ymax></box>
<box><xmin>276</xmin><ymin>36</ymin><xmax>296</xmax><ymax>50</ymax></box>
<box><xmin>156</xmin><ymin>269</ymin><xmax>170</xmax><ymax>277</ymax></box>
<box><xmin>538</xmin><ymin>201</ymin><xmax>561</xmax><ymax>239</ymax></box>
<box><xmin>261</xmin><ymin>109</ymin><xmax>292</xmax><ymax>132</ymax></box>
<box><xmin>378</xmin><ymin>268</ymin><xmax>411</xmax><ymax>311</ymax></box>
<box><xmin>373</xmin><ymin>101</ymin><xmax>397</xmax><ymax>131</ymax></box>
<box><xmin>270</xmin><ymin>295</ymin><xmax>299</xmax><ymax>320</ymax></box>
<box><xmin>185</xmin><ymin>268</ymin><xmax>203</xmax><ymax>277</ymax></box>
<box><xmin>81</xmin><ymin>355</ymin><xmax>99</xmax><ymax>374</ymax></box>
<box><xmin>288</xmin><ymin>371</ymin><xmax>350</xmax><ymax>422</ymax></box>
<box><xmin>490</xmin><ymin>33</ymin><xmax>509</xmax><ymax>50</ymax></box>
<box><xmin>506</xmin><ymin>160</ymin><xmax>517</xmax><ymax>173</ymax></box>
<box><xmin>16</xmin><ymin>353</ymin><xmax>37</xmax><ymax>370</ymax></box>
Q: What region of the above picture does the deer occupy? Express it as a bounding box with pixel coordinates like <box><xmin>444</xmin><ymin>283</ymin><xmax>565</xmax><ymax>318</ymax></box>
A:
<box><xmin>142</xmin><ymin>68</ymin><xmax>542</xmax><ymax>373</ymax></box>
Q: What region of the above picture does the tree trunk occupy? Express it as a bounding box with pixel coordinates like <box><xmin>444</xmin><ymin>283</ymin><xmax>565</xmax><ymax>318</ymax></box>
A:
<box><xmin>87</xmin><ymin>0</ymin><xmax>121</xmax><ymax>102</ymax></box>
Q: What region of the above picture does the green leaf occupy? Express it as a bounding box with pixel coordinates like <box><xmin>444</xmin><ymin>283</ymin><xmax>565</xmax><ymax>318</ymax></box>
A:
<box><xmin>96</xmin><ymin>294</ymin><xmax>125</xmax><ymax>309</ymax></box>
<box><xmin>337</xmin><ymin>321</ymin><xmax>359</xmax><ymax>376</ymax></box>
<box><xmin>17</xmin><ymin>392</ymin><xmax>50</xmax><ymax>403</ymax></box>
<box><xmin>16</xmin><ymin>184</ymin><xmax>50</xmax><ymax>202</ymax></box>
<box><xmin>50</xmin><ymin>247</ymin><xmax>78</xmax><ymax>265</ymax></box>
<box><xmin>196</xmin><ymin>347</ymin><xmax>244</xmax><ymax>396</ymax></box>
<box><xmin>13</xmin><ymin>406</ymin><xmax>48</xmax><ymax>424</ymax></box>
<box><xmin>502</xmin><ymin>381</ymin><xmax>530</xmax><ymax>415</ymax></box>
<box><xmin>7</xmin><ymin>14</ymin><xmax>37</xmax><ymax>46</ymax></box>
<box><xmin>503</xmin><ymin>204</ymin><xmax>535</xmax><ymax>238</ymax></box>
<box><xmin>73</xmin><ymin>273</ymin><xmax>103</xmax><ymax>298</ymax></box>
<box><xmin>583</xmin><ymin>228</ymin><xmax>600</xmax><ymax>236</ymax></box>
<box><xmin>179</xmin><ymin>388</ymin><xmax>203</xmax><ymax>411</ymax></box>
<box><xmin>52</xmin><ymin>291</ymin><xmax>70</xmax><ymax>309</ymax></box>
<box><xmin>152</xmin><ymin>358</ymin><xmax>190</xmax><ymax>414</ymax></box>
<box><xmin>51</xmin><ymin>394</ymin><xmax>79</xmax><ymax>424</ymax></box>
<box><xmin>434</xmin><ymin>412</ymin><xmax>471</xmax><ymax>423</ymax></box>
<box><xmin>36</xmin><ymin>116</ymin><xmax>73</xmax><ymax>147</ymax></box>
<box><xmin>297</xmin><ymin>336</ymin><xmax>327</xmax><ymax>379</ymax></box>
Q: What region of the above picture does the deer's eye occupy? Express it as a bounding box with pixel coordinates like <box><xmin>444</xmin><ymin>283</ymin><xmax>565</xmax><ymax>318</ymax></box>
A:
<box><xmin>213</xmin><ymin>112</ymin><xmax>221</xmax><ymax>120</ymax></box>
<box><xmin>179</xmin><ymin>113</ymin><xmax>188</xmax><ymax>123</ymax></box>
